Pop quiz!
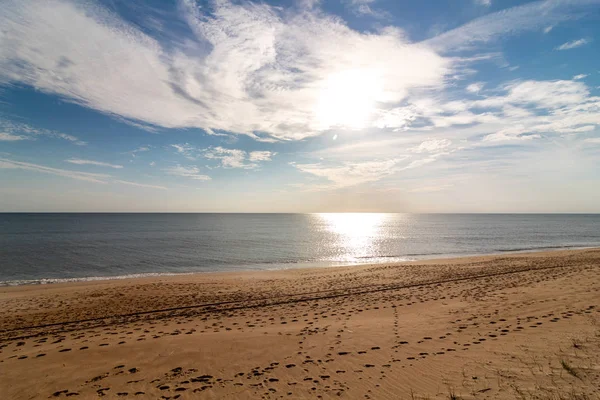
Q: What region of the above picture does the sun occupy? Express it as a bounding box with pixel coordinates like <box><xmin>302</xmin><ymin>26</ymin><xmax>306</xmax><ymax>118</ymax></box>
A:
<box><xmin>314</xmin><ymin>69</ymin><xmax>382</xmax><ymax>130</ymax></box>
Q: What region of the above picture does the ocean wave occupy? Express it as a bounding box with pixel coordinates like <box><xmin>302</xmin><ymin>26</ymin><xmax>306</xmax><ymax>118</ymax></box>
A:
<box><xmin>494</xmin><ymin>244</ymin><xmax>592</xmax><ymax>253</ymax></box>
<box><xmin>0</xmin><ymin>272</ymin><xmax>195</xmax><ymax>287</ymax></box>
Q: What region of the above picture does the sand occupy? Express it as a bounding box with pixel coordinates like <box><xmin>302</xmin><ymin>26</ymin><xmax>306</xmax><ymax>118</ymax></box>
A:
<box><xmin>1</xmin><ymin>248</ymin><xmax>600</xmax><ymax>399</ymax></box>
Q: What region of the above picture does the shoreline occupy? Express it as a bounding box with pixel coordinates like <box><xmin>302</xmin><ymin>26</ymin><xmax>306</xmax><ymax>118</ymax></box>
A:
<box><xmin>2</xmin><ymin>245</ymin><xmax>599</xmax><ymax>289</ymax></box>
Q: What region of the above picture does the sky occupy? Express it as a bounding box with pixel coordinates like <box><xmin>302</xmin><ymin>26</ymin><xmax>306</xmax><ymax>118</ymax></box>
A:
<box><xmin>0</xmin><ymin>0</ymin><xmax>599</xmax><ymax>212</ymax></box>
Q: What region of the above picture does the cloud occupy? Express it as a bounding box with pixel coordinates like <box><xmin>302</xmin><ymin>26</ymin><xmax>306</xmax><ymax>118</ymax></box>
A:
<box><xmin>344</xmin><ymin>0</ymin><xmax>388</xmax><ymax>17</ymax></box>
<box><xmin>425</xmin><ymin>0</ymin><xmax>600</xmax><ymax>52</ymax></box>
<box><xmin>411</xmin><ymin>139</ymin><xmax>452</xmax><ymax>153</ymax></box>
<box><xmin>0</xmin><ymin>132</ymin><xmax>29</xmax><ymax>141</ymax></box>
<box><xmin>474</xmin><ymin>0</ymin><xmax>491</xmax><ymax>6</ymax></box>
<box><xmin>113</xmin><ymin>180</ymin><xmax>167</xmax><ymax>190</ymax></box>
<box><xmin>204</xmin><ymin>147</ymin><xmax>276</xmax><ymax>168</ymax></box>
<box><xmin>294</xmin><ymin>159</ymin><xmax>401</xmax><ymax>188</ymax></box>
<box><xmin>483</xmin><ymin>130</ymin><xmax>542</xmax><ymax>142</ymax></box>
<box><xmin>0</xmin><ymin>0</ymin><xmax>450</xmax><ymax>141</ymax></box>
<box><xmin>584</xmin><ymin>138</ymin><xmax>600</xmax><ymax>144</ymax></box>
<box><xmin>0</xmin><ymin>120</ymin><xmax>85</xmax><ymax>145</ymax></box>
<box><xmin>299</xmin><ymin>75</ymin><xmax>600</xmax><ymax>191</ymax></box>
<box><xmin>164</xmin><ymin>165</ymin><xmax>211</xmax><ymax>181</ymax></box>
<box><xmin>66</xmin><ymin>158</ymin><xmax>123</xmax><ymax>169</ymax></box>
<box><xmin>474</xmin><ymin>80</ymin><xmax>590</xmax><ymax>109</ymax></box>
<box><xmin>543</xmin><ymin>25</ymin><xmax>553</xmax><ymax>34</ymax></box>
<box><xmin>0</xmin><ymin>157</ymin><xmax>167</xmax><ymax>189</ymax></box>
<box><xmin>248</xmin><ymin>151</ymin><xmax>276</xmax><ymax>162</ymax></box>
<box><xmin>556</xmin><ymin>38</ymin><xmax>590</xmax><ymax>50</ymax></box>
<box><xmin>466</xmin><ymin>82</ymin><xmax>484</xmax><ymax>93</ymax></box>
<box><xmin>417</xmin><ymin>80</ymin><xmax>600</xmax><ymax>140</ymax></box>
<box><xmin>573</xmin><ymin>74</ymin><xmax>588</xmax><ymax>80</ymax></box>
<box><xmin>0</xmin><ymin>158</ymin><xmax>109</xmax><ymax>183</ymax></box>
<box><xmin>130</xmin><ymin>146</ymin><xmax>150</xmax><ymax>153</ymax></box>
<box><xmin>171</xmin><ymin>143</ymin><xmax>197</xmax><ymax>159</ymax></box>
<box><xmin>126</xmin><ymin>146</ymin><xmax>151</xmax><ymax>157</ymax></box>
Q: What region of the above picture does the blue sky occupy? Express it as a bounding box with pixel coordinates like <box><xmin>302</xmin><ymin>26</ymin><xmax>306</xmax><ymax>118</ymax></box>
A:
<box><xmin>0</xmin><ymin>0</ymin><xmax>599</xmax><ymax>212</ymax></box>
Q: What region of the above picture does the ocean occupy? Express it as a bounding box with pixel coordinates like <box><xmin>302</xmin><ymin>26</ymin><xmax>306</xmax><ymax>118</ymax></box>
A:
<box><xmin>1</xmin><ymin>213</ymin><xmax>599</xmax><ymax>285</ymax></box>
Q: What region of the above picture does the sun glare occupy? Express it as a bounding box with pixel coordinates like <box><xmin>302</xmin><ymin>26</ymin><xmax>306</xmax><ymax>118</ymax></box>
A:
<box><xmin>317</xmin><ymin>213</ymin><xmax>387</xmax><ymax>261</ymax></box>
<box><xmin>315</xmin><ymin>69</ymin><xmax>382</xmax><ymax>130</ymax></box>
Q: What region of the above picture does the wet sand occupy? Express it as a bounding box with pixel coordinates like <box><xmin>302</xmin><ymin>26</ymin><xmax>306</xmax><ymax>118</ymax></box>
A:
<box><xmin>1</xmin><ymin>248</ymin><xmax>600</xmax><ymax>399</ymax></box>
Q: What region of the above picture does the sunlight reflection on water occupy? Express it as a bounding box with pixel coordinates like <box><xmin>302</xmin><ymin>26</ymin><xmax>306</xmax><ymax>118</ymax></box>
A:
<box><xmin>315</xmin><ymin>213</ymin><xmax>401</xmax><ymax>263</ymax></box>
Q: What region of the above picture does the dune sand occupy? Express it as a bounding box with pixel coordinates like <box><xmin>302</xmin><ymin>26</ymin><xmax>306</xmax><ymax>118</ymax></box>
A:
<box><xmin>1</xmin><ymin>248</ymin><xmax>600</xmax><ymax>399</ymax></box>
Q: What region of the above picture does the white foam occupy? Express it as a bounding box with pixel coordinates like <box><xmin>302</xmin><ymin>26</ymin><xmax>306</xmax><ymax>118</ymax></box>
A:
<box><xmin>0</xmin><ymin>272</ymin><xmax>195</xmax><ymax>287</ymax></box>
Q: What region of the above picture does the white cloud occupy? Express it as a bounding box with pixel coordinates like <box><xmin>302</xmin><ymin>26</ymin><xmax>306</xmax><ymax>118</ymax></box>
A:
<box><xmin>584</xmin><ymin>138</ymin><xmax>600</xmax><ymax>144</ymax></box>
<box><xmin>411</xmin><ymin>139</ymin><xmax>452</xmax><ymax>153</ymax></box>
<box><xmin>127</xmin><ymin>146</ymin><xmax>151</xmax><ymax>158</ymax></box>
<box><xmin>344</xmin><ymin>0</ymin><xmax>387</xmax><ymax>17</ymax></box>
<box><xmin>204</xmin><ymin>147</ymin><xmax>248</xmax><ymax>169</ymax></box>
<box><xmin>426</xmin><ymin>0</ymin><xmax>600</xmax><ymax>52</ymax></box>
<box><xmin>0</xmin><ymin>120</ymin><xmax>85</xmax><ymax>145</ymax></box>
<box><xmin>474</xmin><ymin>0</ymin><xmax>491</xmax><ymax>6</ymax></box>
<box><xmin>113</xmin><ymin>180</ymin><xmax>167</xmax><ymax>190</ymax></box>
<box><xmin>0</xmin><ymin>0</ymin><xmax>450</xmax><ymax>141</ymax></box>
<box><xmin>66</xmin><ymin>158</ymin><xmax>123</xmax><ymax>169</ymax></box>
<box><xmin>483</xmin><ymin>130</ymin><xmax>542</xmax><ymax>142</ymax></box>
<box><xmin>299</xmin><ymin>76</ymin><xmax>600</xmax><ymax>190</ymax></box>
<box><xmin>0</xmin><ymin>132</ymin><xmax>29</xmax><ymax>141</ymax></box>
<box><xmin>0</xmin><ymin>157</ymin><xmax>167</xmax><ymax>189</ymax></box>
<box><xmin>0</xmin><ymin>158</ymin><xmax>109</xmax><ymax>183</ymax></box>
<box><xmin>249</xmin><ymin>151</ymin><xmax>276</xmax><ymax>162</ymax></box>
<box><xmin>294</xmin><ymin>159</ymin><xmax>401</xmax><ymax>188</ymax></box>
<box><xmin>171</xmin><ymin>143</ymin><xmax>197</xmax><ymax>159</ymax></box>
<box><xmin>573</xmin><ymin>74</ymin><xmax>588</xmax><ymax>80</ymax></box>
<box><xmin>164</xmin><ymin>165</ymin><xmax>211</xmax><ymax>181</ymax></box>
<box><xmin>466</xmin><ymin>82</ymin><xmax>484</xmax><ymax>93</ymax></box>
<box><xmin>474</xmin><ymin>80</ymin><xmax>590</xmax><ymax>109</ymax></box>
<box><xmin>543</xmin><ymin>25</ymin><xmax>554</xmax><ymax>34</ymax></box>
<box><xmin>204</xmin><ymin>147</ymin><xmax>275</xmax><ymax>168</ymax></box>
<box><xmin>556</xmin><ymin>38</ymin><xmax>590</xmax><ymax>50</ymax></box>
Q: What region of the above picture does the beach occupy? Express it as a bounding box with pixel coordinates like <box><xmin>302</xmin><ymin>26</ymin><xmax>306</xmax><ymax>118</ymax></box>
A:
<box><xmin>1</xmin><ymin>248</ymin><xmax>599</xmax><ymax>399</ymax></box>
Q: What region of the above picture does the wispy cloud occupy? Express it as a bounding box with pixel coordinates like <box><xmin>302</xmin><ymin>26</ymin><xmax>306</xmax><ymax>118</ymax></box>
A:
<box><xmin>474</xmin><ymin>0</ymin><xmax>491</xmax><ymax>6</ymax></box>
<box><xmin>425</xmin><ymin>0</ymin><xmax>600</xmax><ymax>52</ymax></box>
<box><xmin>466</xmin><ymin>82</ymin><xmax>484</xmax><ymax>93</ymax></box>
<box><xmin>0</xmin><ymin>120</ymin><xmax>85</xmax><ymax>145</ymax></box>
<box><xmin>294</xmin><ymin>159</ymin><xmax>401</xmax><ymax>188</ymax></box>
<box><xmin>344</xmin><ymin>0</ymin><xmax>388</xmax><ymax>17</ymax></box>
<box><xmin>0</xmin><ymin>132</ymin><xmax>29</xmax><ymax>141</ymax></box>
<box><xmin>0</xmin><ymin>157</ymin><xmax>168</xmax><ymax>189</ymax></box>
<box><xmin>66</xmin><ymin>158</ymin><xmax>123</xmax><ymax>169</ymax></box>
<box><xmin>248</xmin><ymin>151</ymin><xmax>275</xmax><ymax>162</ymax></box>
<box><xmin>171</xmin><ymin>143</ymin><xmax>197</xmax><ymax>160</ymax></box>
<box><xmin>113</xmin><ymin>180</ymin><xmax>167</xmax><ymax>190</ymax></box>
<box><xmin>204</xmin><ymin>147</ymin><xmax>276</xmax><ymax>169</ymax></box>
<box><xmin>163</xmin><ymin>165</ymin><xmax>211</xmax><ymax>181</ymax></box>
<box><xmin>556</xmin><ymin>38</ymin><xmax>590</xmax><ymax>50</ymax></box>
<box><xmin>0</xmin><ymin>158</ymin><xmax>109</xmax><ymax>183</ymax></box>
<box><xmin>411</xmin><ymin>139</ymin><xmax>452</xmax><ymax>153</ymax></box>
<box><xmin>126</xmin><ymin>146</ymin><xmax>151</xmax><ymax>158</ymax></box>
<box><xmin>0</xmin><ymin>0</ymin><xmax>449</xmax><ymax>141</ymax></box>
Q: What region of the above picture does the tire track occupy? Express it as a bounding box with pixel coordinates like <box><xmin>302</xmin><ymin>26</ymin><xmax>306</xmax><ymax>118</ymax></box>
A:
<box><xmin>1</xmin><ymin>261</ymin><xmax>586</xmax><ymax>342</ymax></box>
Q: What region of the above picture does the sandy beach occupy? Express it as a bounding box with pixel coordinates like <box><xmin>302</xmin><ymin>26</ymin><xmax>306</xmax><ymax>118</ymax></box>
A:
<box><xmin>1</xmin><ymin>248</ymin><xmax>599</xmax><ymax>399</ymax></box>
